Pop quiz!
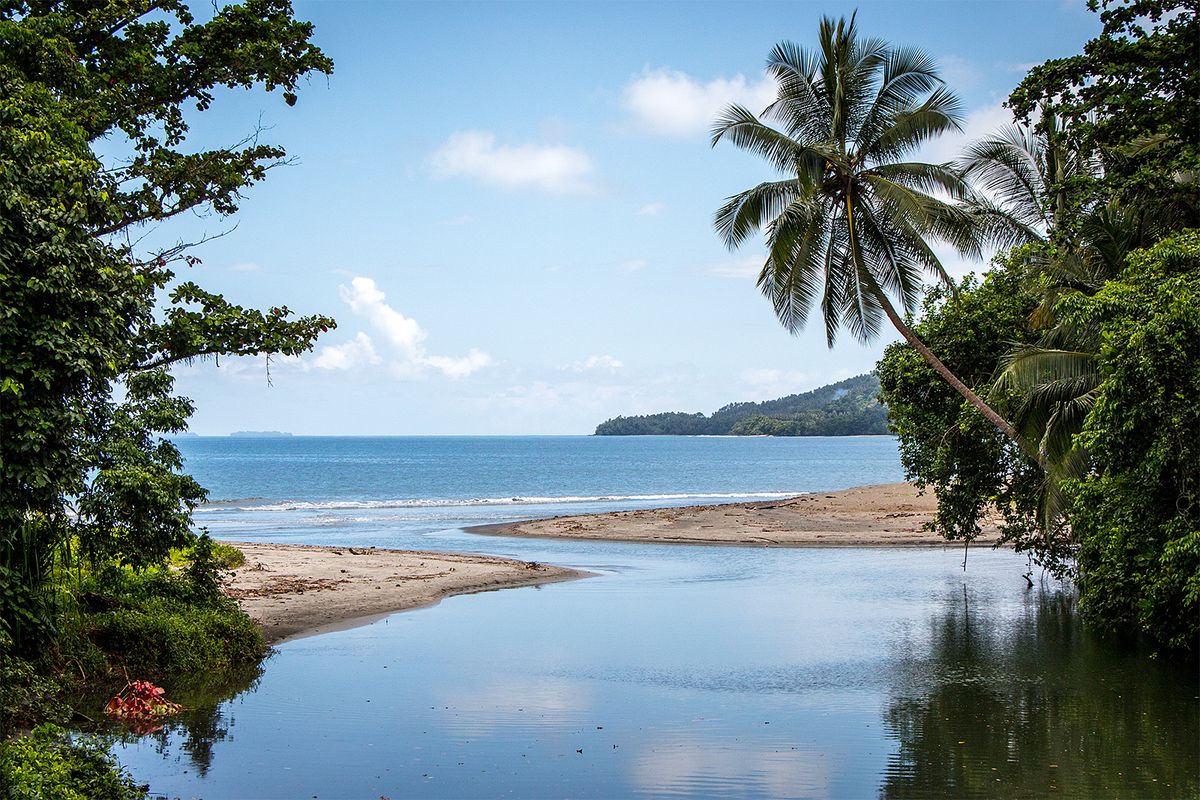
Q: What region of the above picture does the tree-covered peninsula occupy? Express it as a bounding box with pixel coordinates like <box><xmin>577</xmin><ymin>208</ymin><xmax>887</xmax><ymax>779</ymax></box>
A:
<box><xmin>594</xmin><ymin>373</ymin><xmax>888</xmax><ymax>436</ymax></box>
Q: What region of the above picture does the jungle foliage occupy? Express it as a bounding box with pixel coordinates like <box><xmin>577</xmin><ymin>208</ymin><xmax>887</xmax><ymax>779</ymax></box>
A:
<box><xmin>0</xmin><ymin>0</ymin><xmax>333</xmax><ymax>649</ymax></box>
<box><xmin>878</xmin><ymin>0</ymin><xmax>1198</xmax><ymax>653</ymax></box>
<box><xmin>0</xmin><ymin>0</ymin><xmax>333</xmax><ymax>789</ymax></box>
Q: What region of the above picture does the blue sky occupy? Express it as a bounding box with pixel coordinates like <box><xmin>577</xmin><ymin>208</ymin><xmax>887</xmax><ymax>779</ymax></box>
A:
<box><xmin>159</xmin><ymin>0</ymin><xmax>1101</xmax><ymax>435</ymax></box>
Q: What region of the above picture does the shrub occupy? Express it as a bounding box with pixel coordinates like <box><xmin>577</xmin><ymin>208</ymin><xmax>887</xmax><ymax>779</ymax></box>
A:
<box><xmin>0</xmin><ymin>724</ymin><xmax>146</xmax><ymax>800</ymax></box>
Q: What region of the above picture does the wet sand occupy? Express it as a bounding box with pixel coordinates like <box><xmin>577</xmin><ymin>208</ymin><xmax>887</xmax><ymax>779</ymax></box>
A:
<box><xmin>221</xmin><ymin>543</ymin><xmax>589</xmax><ymax>644</ymax></box>
<box><xmin>470</xmin><ymin>482</ymin><xmax>1002</xmax><ymax>548</ymax></box>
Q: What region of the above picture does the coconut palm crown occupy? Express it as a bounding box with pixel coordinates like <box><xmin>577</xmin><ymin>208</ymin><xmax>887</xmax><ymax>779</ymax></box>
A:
<box><xmin>713</xmin><ymin>15</ymin><xmax>1018</xmax><ymax>440</ymax></box>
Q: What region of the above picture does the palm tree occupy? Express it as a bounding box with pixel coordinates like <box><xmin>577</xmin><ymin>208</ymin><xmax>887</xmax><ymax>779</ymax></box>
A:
<box><xmin>712</xmin><ymin>15</ymin><xmax>1018</xmax><ymax>441</ymax></box>
<box><xmin>961</xmin><ymin>116</ymin><xmax>1156</xmax><ymax>529</ymax></box>
<box><xmin>957</xmin><ymin>110</ymin><xmax>1098</xmax><ymax>250</ymax></box>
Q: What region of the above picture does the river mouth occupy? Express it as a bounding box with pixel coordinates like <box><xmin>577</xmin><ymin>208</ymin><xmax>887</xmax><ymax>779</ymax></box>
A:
<box><xmin>105</xmin><ymin>543</ymin><xmax>1197</xmax><ymax>799</ymax></box>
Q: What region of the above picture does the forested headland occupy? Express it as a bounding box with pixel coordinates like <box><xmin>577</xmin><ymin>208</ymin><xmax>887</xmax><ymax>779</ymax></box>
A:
<box><xmin>595</xmin><ymin>373</ymin><xmax>888</xmax><ymax>436</ymax></box>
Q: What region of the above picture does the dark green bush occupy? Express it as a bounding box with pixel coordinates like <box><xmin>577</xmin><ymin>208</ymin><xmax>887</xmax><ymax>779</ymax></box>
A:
<box><xmin>0</xmin><ymin>724</ymin><xmax>146</xmax><ymax>800</ymax></box>
<box><xmin>71</xmin><ymin>566</ymin><xmax>265</xmax><ymax>679</ymax></box>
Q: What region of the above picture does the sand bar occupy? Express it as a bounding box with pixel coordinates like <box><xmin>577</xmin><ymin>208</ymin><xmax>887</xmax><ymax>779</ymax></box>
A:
<box><xmin>221</xmin><ymin>543</ymin><xmax>589</xmax><ymax>644</ymax></box>
<box><xmin>470</xmin><ymin>482</ymin><xmax>1002</xmax><ymax>548</ymax></box>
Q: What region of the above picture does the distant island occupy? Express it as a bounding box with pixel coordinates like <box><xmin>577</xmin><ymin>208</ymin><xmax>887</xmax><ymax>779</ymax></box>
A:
<box><xmin>594</xmin><ymin>373</ymin><xmax>888</xmax><ymax>436</ymax></box>
<box><xmin>230</xmin><ymin>431</ymin><xmax>294</xmax><ymax>438</ymax></box>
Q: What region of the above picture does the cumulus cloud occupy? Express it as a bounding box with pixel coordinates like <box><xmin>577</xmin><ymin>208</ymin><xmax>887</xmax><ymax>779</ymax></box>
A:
<box><xmin>918</xmin><ymin>102</ymin><xmax>1014</xmax><ymax>166</ymax></box>
<box><xmin>430</xmin><ymin>130</ymin><xmax>594</xmax><ymax>193</ymax></box>
<box><xmin>622</xmin><ymin>68</ymin><xmax>777</xmax><ymax>137</ymax></box>
<box><xmin>423</xmin><ymin>349</ymin><xmax>494</xmax><ymax>379</ymax></box>
<box><xmin>317</xmin><ymin>276</ymin><xmax>492</xmax><ymax>378</ymax></box>
<box><xmin>312</xmin><ymin>332</ymin><xmax>381</xmax><ymax>371</ymax></box>
<box><xmin>339</xmin><ymin>277</ymin><xmax>427</xmax><ymax>359</ymax></box>
<box><xmin>568</xmin><ymin>354</ymin><xmax>624</xmax><ymax>372</ymax></box>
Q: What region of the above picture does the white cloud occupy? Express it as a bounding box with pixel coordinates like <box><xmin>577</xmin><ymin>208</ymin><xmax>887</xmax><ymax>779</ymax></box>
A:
<box><xmin>339</xmin><ymin>277</ymin><xmax>427</xmax><ymax>359</ymax></box>
<box><xmin>638</xmin><ymin>202</ymin><xmax>665</xmax><ymax>216</ymax></box>
<box><xmin>568</xmin><ymin>354</ymin><xmax>623</xmax><ymax>372</ymax></box>
<box><xmin>622</xmin><ymin>68</ymin><xmax>777</xmax><ymax>137</ymax></box>
<box><xmin>230</xmin><ymin>262</ymin><xmax>261</xmax><ymax>272</ymax></box>
<box><xmin>324</xmin><ymin>276</ymin><xmax>492</xmax><ymax>378</ymax></box>
<box><xmin>708</xmin><ymin>255</ymin><xmax>764</xmax><ymax>279</ymax></box>
<box><xmin>918</xmin><ymin>102</ymin><xmax>1014</xmax><ymax>166</ymax></box>
<box><xmin>430</xmin><ymin>130</ymin><xmax>594</xmax><ymax>193</ymax></box>
<box><xmin>312</xmin><ymin>332</ymin><xmax>381</xmax><ymax>371</ymax></box>
<box><xmin>423</xmin><ymin>349</ymin><xmax>493</xmax><ymax>378</ymax></box>
<box><xmin>618</xmin><ymin>259</ymin><xmax>648</xmax><ymax>272</ymax></box>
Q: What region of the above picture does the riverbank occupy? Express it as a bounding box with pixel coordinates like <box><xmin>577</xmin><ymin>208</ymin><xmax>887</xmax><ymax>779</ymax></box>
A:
<box><xmin>470</xmin><ymin>482</ymin><xmax>1003</xmax><ymax>547</ymax></box>
<box><xmin>221</xmin><ymin>543</ymin><xmax>589</xmax><ymax>644</ymax></box>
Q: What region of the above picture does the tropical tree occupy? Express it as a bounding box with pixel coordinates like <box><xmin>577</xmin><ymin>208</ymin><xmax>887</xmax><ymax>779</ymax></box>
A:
<box><xmin>711</xmin><ymin>15</ymin><xmax>1017</xmax><ymax>441</ymax></box>
<box><xmin>0</xmin><ymin>0</ymin><xmax>335</xmax><ymax>648</ymax></box>
<box><xmin>959</xmin><ymin>114</ymin><xmax>1162</xmax><ymax>530</ymax></box>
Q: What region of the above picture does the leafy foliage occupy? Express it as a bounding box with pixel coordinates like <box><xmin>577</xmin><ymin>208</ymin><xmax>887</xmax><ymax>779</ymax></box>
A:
<box><xmin>1060</xmin><ymin>232</ymin><xmax>1200</xmax><ymax>651</ymax></box>
<box><xmin>595</xmin><ymin>374</ymin><xmax>887</xmax><ymax>435</ymax></box>
<box><xmin>1008</xmin><ymin>0</ymin><xmax>1198</xmax><ymax>230</ymax></box>
<box><xmin>70</xmin><ymin>561</ymin><xmax>266</xmax><ymax>679</ymax></box>
<box><xmin>0</xmin><ymin>724</ymin><xmax>146</xmax><ymax>800</ymax></box>
<box><xmin>876</xmin><ymin>251</ymin><xmax>1049</xmax><ymax>556</ymax></box>
<box><xmin>0</xmin><ymin>0</ymin><xmax>334</xmax><ymax>647</ymax></box>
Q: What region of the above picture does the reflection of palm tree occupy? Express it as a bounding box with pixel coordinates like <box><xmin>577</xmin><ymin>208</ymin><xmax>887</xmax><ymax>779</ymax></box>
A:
<box><xmin>881</xmin><ymin>589</ymin><xmax>1198</xmax><ymax>799</ymax></box>
<box><xmin>711</xmin><ymin>15</ymin><xmax>1017</xmax><ymax>441</ymax></box>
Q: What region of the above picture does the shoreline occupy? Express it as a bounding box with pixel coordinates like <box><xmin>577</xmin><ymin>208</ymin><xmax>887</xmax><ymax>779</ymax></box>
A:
<box><xmin>220</xmin><ymin>542</ymin><xmax>590</xmax><ymax>644</ymax></box>
<box><xmin>469</xmin><ymin>482</ymin><xmax>1003</xmax><ymax>548</ymax></box>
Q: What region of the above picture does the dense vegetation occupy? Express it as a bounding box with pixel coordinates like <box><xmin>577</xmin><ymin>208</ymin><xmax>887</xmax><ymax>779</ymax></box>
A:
<box><xmin>709</xmin><ymin>1</ymin><xmax>1195</xmax><ymax>653</ymax></box>
<box><xmin>877</xmin><ymin>0</ymin><xmax>1197</xmax><ymax>653</ymax></box>
<box><xmin>0</xmin><ymin>0</ymin><xmax>333</xmax><ymax>792</ymax></box>
<box><xmin>594</xmin><ymin>374</ymin><xmax>888</xmax><ymax>436</ymax></box>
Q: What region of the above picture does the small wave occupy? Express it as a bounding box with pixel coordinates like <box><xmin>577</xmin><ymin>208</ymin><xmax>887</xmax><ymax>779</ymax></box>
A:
<box><xmin>199</xmin><ymin>491</ymin><xmax>800</xmax><ymax>513</ymax></box>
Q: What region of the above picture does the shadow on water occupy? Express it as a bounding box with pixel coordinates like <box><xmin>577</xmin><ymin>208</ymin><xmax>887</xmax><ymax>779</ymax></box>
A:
<box><xmin>879</xmin><ymin>584</ymin><xmax>1199</xmax><ymax>799</ymax></box>
<box><xmin>78</xmin><ymin>660</ymin><xmax>265</xmax><ymax>779</ymax></box>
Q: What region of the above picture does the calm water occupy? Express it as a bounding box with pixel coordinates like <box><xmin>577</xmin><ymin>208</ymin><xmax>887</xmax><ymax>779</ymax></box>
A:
<box><xmin>105</xmin><ymin>437</ymin><xmax>1197</xmax><ymax>799</ymax></box>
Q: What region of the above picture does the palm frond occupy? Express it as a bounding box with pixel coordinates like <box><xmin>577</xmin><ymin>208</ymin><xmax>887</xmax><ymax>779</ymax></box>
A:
<box><xmin>758</xmin><ymin>206</ymin><xmax>830</xmax><ymax>333</ymax></box>
<box><xmin>864</xmin><ymin>85</ymin><xmax>962</xmax><ymax>162</ymax></box>
<box><xmin>957</xmin><ymin>125</ymin><xmax>1048</xmax><ymax>231</ymax></box>
<box><xmin>714</xmin><ymin>179</ymin><xmax>802</xmax><ymax>249</ymax></box>
<box><xmin>710</xmin><ymin>106</ymin><xmax>804</xmax><ymax>174</ymax></box>
<box><xmin>995</xmin><ymin>345</ymin><xmax>1098</xmax><ymax>394</ymax></box>
<box><xmin>854</xmin><ymin>46</ymin><xmax>942</xmax><ymax>153</ymax></box>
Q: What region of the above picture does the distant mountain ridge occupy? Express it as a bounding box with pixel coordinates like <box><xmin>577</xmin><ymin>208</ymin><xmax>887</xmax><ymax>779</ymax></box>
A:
<box><xmin>594</xmin><ymin>374</ymin><xmax>888</xmax><ymax>436</ymax></box>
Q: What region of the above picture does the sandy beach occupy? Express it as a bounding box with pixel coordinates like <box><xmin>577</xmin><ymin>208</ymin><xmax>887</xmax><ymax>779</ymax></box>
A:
<box><xmin>221</xmin><ymin>543</ymin><xmax>589</xmax><ymax>644</ymax></box>
<box><xmin>224</xmin><ymin>483</ymin><xmax>999</xmax><ymax>642</ymax></box>
<box><xmin>470</xmin><ymin>482</ymin><xmax>1002</xmax><ymax>547</ymax></box>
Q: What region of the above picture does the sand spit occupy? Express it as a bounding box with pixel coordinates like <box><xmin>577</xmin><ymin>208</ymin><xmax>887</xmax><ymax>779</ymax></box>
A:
<box><xmin>221</xmin><ymin>542</ymin><xmax>589</xmax><ymax>644</ymax></box>
<box><xmin>470</xmin><ymin>482</ymin><xmax>1003</xmax><ymax>548</ymax></box>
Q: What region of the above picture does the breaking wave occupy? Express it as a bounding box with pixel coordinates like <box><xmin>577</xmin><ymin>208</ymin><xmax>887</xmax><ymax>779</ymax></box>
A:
<box><xmin>200</xmin><ymin>491</ymin><xmax>800</xmax><ymax>513</ymax></box>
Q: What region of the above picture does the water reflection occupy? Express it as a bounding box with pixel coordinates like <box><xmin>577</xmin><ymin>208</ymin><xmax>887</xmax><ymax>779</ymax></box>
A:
<box><xmin>88</xmin><ymin>662</ymin><xmax>264</xmax><ymax>779</ymax></box>
<box><xmin>104</xmin><ymin>547</ymin><xmax>1198</xmax><ymax>799</ymax></box>
<box><xmin>881</xmin><ymin>586</ymin><xmax>1198</xmax><ymax>799</ymax></box>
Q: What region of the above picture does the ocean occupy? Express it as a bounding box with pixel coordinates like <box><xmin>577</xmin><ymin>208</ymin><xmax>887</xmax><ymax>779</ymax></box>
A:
<box><xmin>180</xmin><ymin>434</ymin><xmax>906</xmax><ymax>546</ymax></box>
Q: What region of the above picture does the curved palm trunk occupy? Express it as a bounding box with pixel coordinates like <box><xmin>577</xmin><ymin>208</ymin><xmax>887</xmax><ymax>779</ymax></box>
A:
<box><xmin>868</xmin><ymin>283</ymin><xmax>1022</xmax><ymax>442</ymax></box>
<box><xmin>841</xmin><ymin>194</ymin><xmax>1021</xmax><ymax>443</ymax></box>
